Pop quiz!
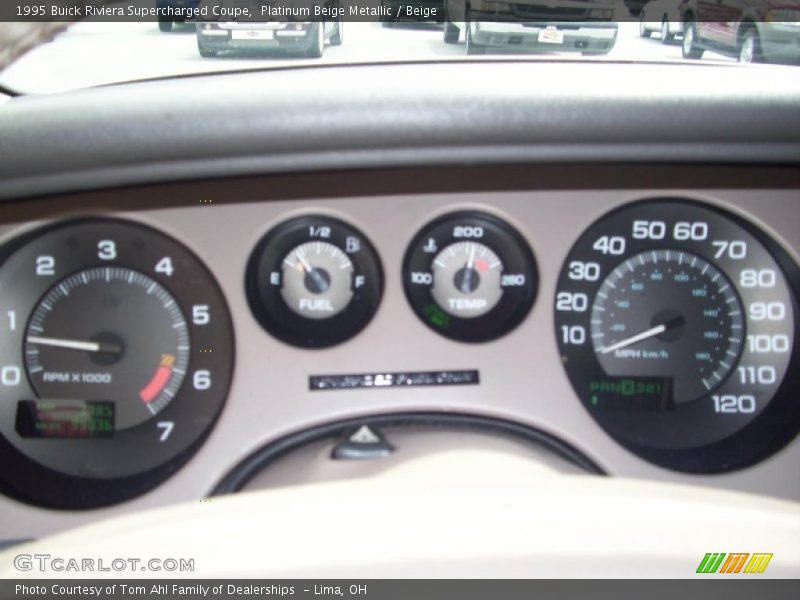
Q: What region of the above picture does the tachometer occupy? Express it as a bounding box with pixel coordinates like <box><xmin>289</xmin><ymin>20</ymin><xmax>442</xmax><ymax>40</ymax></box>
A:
<box><xmin>0</xmin><ymin>219</ymin><xmax>234</xmax><ymax>508</ymax></box>
<box><xmin>555</xmin><ymin>199</ymin><xmax>800</xmax><ymax>472</ymax></box>
<box><xmin>24</xmin><ymin>267</ymin><xmax>191</xmax><ymax>428</ymax></box>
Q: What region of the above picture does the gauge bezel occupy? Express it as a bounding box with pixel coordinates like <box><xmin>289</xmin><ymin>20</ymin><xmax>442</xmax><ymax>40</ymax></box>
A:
<box><xmin>403</xmin><ymin>211</ymin><xmax>538</xmax><ymax>343</ymax></box>
<box><xmin>246</xmin><ymin>215</ymin><xmax>384</xmax><ymax>348</ymax></box>
<box><xmin>554</xmin><ymin>198</ymin><xmax>800</xmax><ymax>473</ymax></box>
<box><xmin>0</xmin><ymin>218</ymin><xmax>235</xmax><ymax>509</ymax></box>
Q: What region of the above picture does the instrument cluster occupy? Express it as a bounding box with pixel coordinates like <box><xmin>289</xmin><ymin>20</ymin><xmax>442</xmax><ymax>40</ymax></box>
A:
<box><xmin>0</xmin><ymin>195</ymin><xmax>798</xmax><ymax>509</ymax></box>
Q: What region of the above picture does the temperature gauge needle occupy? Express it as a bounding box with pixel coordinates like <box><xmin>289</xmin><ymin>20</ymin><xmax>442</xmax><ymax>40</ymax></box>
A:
<box><xmin>459</xmin><ymin>243</ymin><xmax>478</xmax><ymax>293</ymax></box>
<box><xmin>27</xmin><ymin>336</ymin><xmax>122</xmax><ymax>355</ymax></box>
<box><xmin>598</xmin><ymin>316</ymin><xmax>685</xmax><ymax>355</ymax></box>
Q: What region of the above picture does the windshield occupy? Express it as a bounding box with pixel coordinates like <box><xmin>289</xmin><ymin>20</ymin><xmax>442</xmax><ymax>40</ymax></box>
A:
<box><xmin>1</xmin><ymin>0</ymin><xmax>799</xmax><ymax>94</ymax></box>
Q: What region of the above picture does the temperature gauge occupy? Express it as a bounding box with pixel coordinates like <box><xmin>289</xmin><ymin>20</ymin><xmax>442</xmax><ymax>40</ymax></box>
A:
<box><xmin>403</xmin><ymin>211</ymin><xmax>538</xmax><ymax>342</ymax></box>
<box><xmin>247</xmin><ymin>216</ymin><xmax>383</xmax><ymax>348</ymax></box>
<box><xmin>430</xmin><ymin>241</ymin><xmax>504</xmax><ymax>318</ymax></box>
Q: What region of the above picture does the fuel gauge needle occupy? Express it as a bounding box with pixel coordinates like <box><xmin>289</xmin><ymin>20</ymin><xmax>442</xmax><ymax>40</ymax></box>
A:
<box><xmin>295</xmin><ymin>253</ymin><xmax>330</xmax><ymax>293</ymax></box>
<box><xmin>295</xmin><ymin>253</ymin><xmax>313</xmax><ymax>273</ymax></box>
<box><xmin>27</xmin><ymin>336</ymin><xmax>122</xmax><ymax>355</ymax></box>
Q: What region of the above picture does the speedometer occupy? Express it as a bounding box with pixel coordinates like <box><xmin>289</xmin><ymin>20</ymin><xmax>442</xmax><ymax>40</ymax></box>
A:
<box><xmin>555</xmin><ymin>199</ymin><xmax>800</xmax><ymax>473</ymax></box>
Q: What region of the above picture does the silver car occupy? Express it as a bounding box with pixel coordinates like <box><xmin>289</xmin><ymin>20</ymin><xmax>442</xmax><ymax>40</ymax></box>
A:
<box><xmin>638</xmin><ymin>0</ymin><xmax>684</xmax><ymax>43</ymax></box>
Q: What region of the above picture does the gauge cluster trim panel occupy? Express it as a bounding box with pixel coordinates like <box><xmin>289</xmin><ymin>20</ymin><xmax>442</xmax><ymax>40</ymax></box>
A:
<box><xmin>0</xmin><ymin>164</ymin><xmax>797</xmax><ymax>537</ymax></box>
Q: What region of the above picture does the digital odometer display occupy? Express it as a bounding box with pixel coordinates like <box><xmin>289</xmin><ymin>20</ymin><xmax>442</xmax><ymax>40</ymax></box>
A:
<box><xmin>555</xmin><ymin>199</ymin><xmax>800</xmax><ymax>473</ymax></box>
<box><xmin>15</xmin><ymin>400</ymin><xmax>115</xmax><ymax>439</ymax></box>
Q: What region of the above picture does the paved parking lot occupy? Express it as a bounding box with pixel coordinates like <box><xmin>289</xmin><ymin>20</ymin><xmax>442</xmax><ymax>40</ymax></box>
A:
<box><xmin>1</xmin><ymin>19</ymin><xmax>735</xmax><ymax>93</ymax></box>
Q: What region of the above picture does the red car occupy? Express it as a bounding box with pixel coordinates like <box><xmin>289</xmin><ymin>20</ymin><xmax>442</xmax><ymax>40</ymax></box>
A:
<box><xmin>681</xmin><ymin>0</ymin><xmax>800</xmax><ymax>63</ymax></box>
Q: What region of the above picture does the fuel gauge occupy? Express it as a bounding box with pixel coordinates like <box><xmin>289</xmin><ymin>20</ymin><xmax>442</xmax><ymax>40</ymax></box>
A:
<box><xmin>247</xmin><ymin>216</ymin><xmax>383</xmax><ymax>348</ymax></box>
<box><xmin>280</xmin><ymin>241</ymin><xmax>355</xmax><ymax>320</ymax></box>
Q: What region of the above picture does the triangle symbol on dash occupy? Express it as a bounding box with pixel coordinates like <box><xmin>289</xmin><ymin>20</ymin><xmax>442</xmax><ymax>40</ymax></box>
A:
<box><xmin>349</xmin><ymin>426</ymin><xmax>381</xmax><ymax>444</ymax></box>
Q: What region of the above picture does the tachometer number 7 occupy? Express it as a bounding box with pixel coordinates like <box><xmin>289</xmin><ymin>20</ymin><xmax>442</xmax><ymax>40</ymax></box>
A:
<box><xmin>157</xmin><ymin>421</ymin><xmax>174</xmax><ymax>442</ymax></box>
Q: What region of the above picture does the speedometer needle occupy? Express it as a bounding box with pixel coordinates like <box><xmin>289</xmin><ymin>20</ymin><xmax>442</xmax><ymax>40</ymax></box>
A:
<box><xmin>27</xmin><ymin>336</ymin><xmax>122</xmax><ymax>355</ymax></box>
<box><xmin>598</xmin><ymin>316</ymin><xmax>685</xmax><ymax>355</ymax></box>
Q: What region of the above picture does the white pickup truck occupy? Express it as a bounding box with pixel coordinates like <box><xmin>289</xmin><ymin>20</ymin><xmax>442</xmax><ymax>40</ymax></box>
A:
<box><xmin>443</xmin><ymin>0</ymin><xmax>619</xmax><ymax>55</ymax></box>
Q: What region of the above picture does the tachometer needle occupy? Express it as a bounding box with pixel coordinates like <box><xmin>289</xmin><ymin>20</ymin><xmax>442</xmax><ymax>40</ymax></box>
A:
<box><xmin>598</xmin><ymin>316</ymin><xmax>685</xmax><ymax>355</ymax></box>
<box><xmin>27</xmin><ymin>336</ymin><xmax>122</xmax><ymax>355</ymax></box>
